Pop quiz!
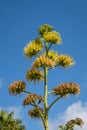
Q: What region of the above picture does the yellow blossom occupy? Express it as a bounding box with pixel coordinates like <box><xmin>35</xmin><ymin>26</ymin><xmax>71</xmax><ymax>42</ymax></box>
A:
<box><xmin>43</xmin><ymin>31</ymin><xmax>61</xmax><ymax>44</ymax></box>
<box><xmin>38</xmin><ymin>24</ymin><xmax>53</xmax><ymax>36</ymax></box>
<box><xmin>32</xmin><ymin>56</ymin><xmax>55</xmax><ymax>68</ymax></box>
<box><xmin>23</xmin><ymin>38</ymin><xmax>43</xmax><ymax>58</ymax></box>
<box><xmin>57</xmin><ymin>54</ymin><xmax>75</xmax><ymax>68</ymax></box>
<box><xmin>48</xmin><ymin>50</ymin><xmax>58</xmax><ymax>61</ymax></box>
<box><xmin>26</xmin><ymin>68</ymin><xmax>44</xmax><ymax>83</ymax></box>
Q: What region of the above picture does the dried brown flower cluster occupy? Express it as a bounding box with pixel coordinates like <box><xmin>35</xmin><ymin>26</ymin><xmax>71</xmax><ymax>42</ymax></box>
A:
<box><xmin>26</xmin><ymin>68</ymin><xmax>44</xmax><ymax>83</ymax></box>
<box><xmin>23</xmin><ymin>94</ymin><xmax>43</xmax><ymax>106</ymax></box>
<box><xmin>59</xmin><ymin>118</ymin><xmax>84</xmax><ymax>130</ymax></box>
<box><xmin>28</xmin><ymin>108</ymin><xmax>44</xmax><ymax>119</ymax></box>
<box><xmin>75</xmin><ymin>118</ymin><xmax>84</xmax><ymax>127</ymax></box>
<box><xmin>53</xmin><ymin>82</ymin><xmax>80</xmax><ymax>96</ymax></box>
<box><xmin>33</xmin><ymin>56</ymin><xmax>55</xmax><ymax>68</ymax></box>
<box><xmin>9</xmin><ymin>80</ymin><xmax>26</xmax><ymax>95</ymax></box>
<box><xmin>66</xmin><ymin>118</ymin><xmax>84</xmax><ymax>128</ymax></box>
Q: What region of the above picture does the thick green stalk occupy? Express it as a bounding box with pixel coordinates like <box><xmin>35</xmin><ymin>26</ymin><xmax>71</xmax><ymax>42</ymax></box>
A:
<box><xmin>44</xmin><ymin>67</ymin><xmax>49</xmax><ymax>130</ymax></box>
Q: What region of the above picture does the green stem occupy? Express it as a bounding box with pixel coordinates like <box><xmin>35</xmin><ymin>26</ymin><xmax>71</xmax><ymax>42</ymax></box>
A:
<box><xmin>48</xmin><ymin>96</ymin><xmax>62</xmax><ymax>110</ymax></box>
<box><xmin>22</xmin><ymin>90</ymin><xmax>31</xmax><ymax>94</ymax></box>
<box><xmin>44</xmin><ymin>67</ymin><xmax>49</xmax><ymax>130</ymax></box>
<box><xmin>35</xmin><ymin>104</ymin><xmax>46</xmax><ymax>127</ymax></box>
<box><xmin>48</xmin><ymin>91</ymin><xmax>54</xmax><ymax>95</ymax></box>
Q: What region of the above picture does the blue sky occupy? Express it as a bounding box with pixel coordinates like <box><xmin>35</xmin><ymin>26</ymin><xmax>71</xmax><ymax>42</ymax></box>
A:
<box><xmin>0</xmin><ymin>0</ymin><xmax>87</xmax><ymax>130</ymax></box>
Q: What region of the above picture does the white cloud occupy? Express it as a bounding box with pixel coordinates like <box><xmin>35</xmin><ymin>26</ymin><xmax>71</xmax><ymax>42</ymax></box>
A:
<box><xmin>49</xmin><ymin>101</ymin><xmax>87</xmax><ymax>130</ymax></box>
<box><xmin>7</xmin><ymin>106</ymin><xmax>22</xmax><ymax>119</ymax></box>
<box><xmin>0</xmin><ymin>106</ymin><xmax>22</xmax><ymax>119</ymax></box>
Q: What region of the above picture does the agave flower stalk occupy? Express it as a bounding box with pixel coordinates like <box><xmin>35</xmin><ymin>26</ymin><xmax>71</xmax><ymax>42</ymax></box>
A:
<box><xmin>8</xmin><ymin>24</ymin><xmax>84</xmax><ymax>130</ymax></box>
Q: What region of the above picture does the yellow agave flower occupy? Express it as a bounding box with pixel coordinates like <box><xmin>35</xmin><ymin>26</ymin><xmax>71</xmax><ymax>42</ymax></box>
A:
<box><xmin>43</xmin><ymin>31</ymin><xmax>61</xmax><ymax>44</ymax></box>
<box><xmin>32</xmin><ymin>56</ymin><xmax>55</xmax><ymax>68</ymax></box>
<box><xmin>26</xmin><ymin>68</ymin><xmax>44</xmax><ymax>83</ymax></box>
<box><xmin>23</xmin><ymin>39</ymin><xmax>43</xmax><ymax>58</ymax></box>
<box><xmin>47</xmin><ymin>50</ymin><xmax>58</xmax><ymax>62</ymax></box>
<box><xmin>57</xmin><ymin>54</ymin><xmax>75</xmax><ymax>67</ymax></box>
<box><xmin>38</xmin><ymin>24</ymin><xmax>53</xmax><ymax>36</ymax></box>
<box><xmin>42</xmin><ymin>50</ymin><xmax>58</xmax><ymax>62</ymax></box>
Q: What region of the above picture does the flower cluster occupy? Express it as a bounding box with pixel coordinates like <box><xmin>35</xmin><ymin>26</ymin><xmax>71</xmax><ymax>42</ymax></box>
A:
<box><xmin>43</xmin><ymin>31</ymin><xmax>61</xmax><ymax>44</ymax></box>
<box><xmin>23</xmin><ymin>38</ymin><xmax>43</xmax><ymax>58</ymax></box>
<box><xmin>47</xmin><ymin>50</ymin><xmax>58</xmax><ymax>61</ymax></box>
<box><xmin>66</xmin><ymin>118</ymin><xmax>84</xmax><ymax>129</ymax></box>
<box><xmin>59</xmin><ymin>118</ymin><xmax>84</xmax><ymax>130</ymax></box>
<box><xmin>26</xmin><ymin>68</ymin><xmax>44</xmax><ymax>83</ymax></box>
<box><xmin>33</xmin><ymin>56</ymin><xmax>55</xmax><ymax>68</ymax></box>
<box><xmin>38</xmin><ymin>24</ymin><xmax>53</xmax><ymax>36</ymax></box>
<box><xmin>75</xmin><ymin>118</ymin><xmax>84</xmax><ymax>127</ymax></box>
<box><xmin>57</xmin><ymin>54</ymin><xmax>75</xmax><ymax>68</ymax></box>
<box><xmin>42</xmin><ymin>50</ymin><xmax>58</xmax><ymax>62</ymax></box>
<box><xmin>23</xmin><ymin>94</ymin><xmax>43</xmax><ymax>106</ymax></box>
<box><xmin>28</xmin><ymin>108</ymin><xmax>44</xmax><ymax>119</ymax></box>
<box><xmin>53</xmin><ymin>82</ymin><xmax>80</xmax><ymax>96</ymax></box>
<box><xmin>9</xmin><ymin>80</ymin><xmax>26</xmax><ymax>95</ymax></box>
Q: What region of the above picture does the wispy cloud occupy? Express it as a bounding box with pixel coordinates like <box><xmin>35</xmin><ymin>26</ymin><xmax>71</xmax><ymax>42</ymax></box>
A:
<box><xmin>49</xmin><ymin>101</ymin><xmax>87</xmax><ymax>130</ymax></box>
<box><xmin>0</xmin><ymin>106</ymin><xmax>22</xmax><ymax>119</ymax></box>
<box><xmin>7</xmin><ymin>106</ymin><xmax>22</xmax><ymax>119</ymax></box>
